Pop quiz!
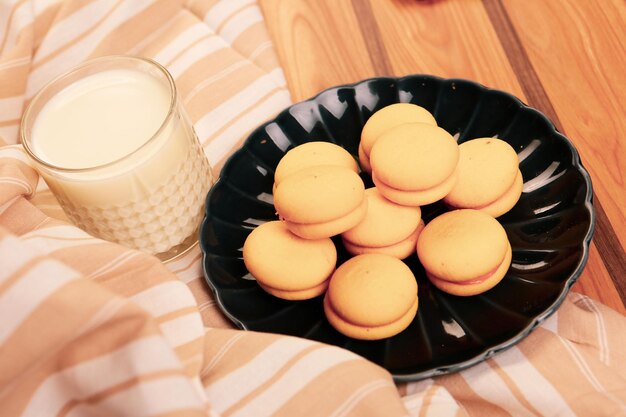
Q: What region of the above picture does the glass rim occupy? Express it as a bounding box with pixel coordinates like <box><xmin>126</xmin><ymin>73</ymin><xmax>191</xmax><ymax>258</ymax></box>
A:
<box><xmin>20</xmin><ymin>55</ymin><xmax>178</xmax><ymax>173</ymax></box>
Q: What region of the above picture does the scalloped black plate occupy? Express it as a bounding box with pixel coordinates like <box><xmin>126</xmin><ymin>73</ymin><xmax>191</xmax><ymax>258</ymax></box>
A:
<box><xmin>199</xmin><ymin>75</ymin><xmax>594</xmax><ymax>381</ymax></box>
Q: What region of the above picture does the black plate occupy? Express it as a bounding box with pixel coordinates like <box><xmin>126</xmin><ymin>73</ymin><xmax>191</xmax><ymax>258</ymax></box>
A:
<box><xmin>199</xmin><ymin>75</ymin><xmax>594</xmax><ymax>381</ymax></box>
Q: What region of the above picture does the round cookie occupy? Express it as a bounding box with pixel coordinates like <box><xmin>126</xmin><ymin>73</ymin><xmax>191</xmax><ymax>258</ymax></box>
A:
<box><xmin>370</xmin><ymin>123</ymin><xmax>459</xmax><ymax>206</ymax></box>
<box><xmin>343</xmin><ymin>220</ymin><xmax>424</xmax><ymax>259</ymax></box>
<box><xmin>341</xmin><ymin>187</ymin><xmax>422</xmax><ymax>258</ymax></box>
<box><xmin>443</xmin><ymin>138</ymin><xmax>522</xmax><ymax>217</ymax></box>
<box><xmin>274</xmin><ymin>165</ymin><xmax>366</xmax><ymax>239</ymax></box>
<box><xmin>324</xmin><ymin>254</ymin><xmax>418</xmax><ymax>340</ymax></box>
<box><xmin>274</xmin><ymin>141</ymin><xmax>359</xmax><ymax>185</ymax></box>
<box><xmin>342</xmin><ymin>188</ymin><xmax>422</xmax><ymax>247</ymax></box>
<box><xmin>285</xmin><ymin>198</ymin><xmax>368</xmax><ymax>240</ymax></box>
<box><xmin>427</xmin><ymin>244</ymin><xmax>512</xmax><ymax>296</ymax></box>
<box><xmin>416</xmin><ymin>209</ymin><xmax>511</xmax><ymax>296</ymax></box>
<box><xmin>360</xmin><ymin>103</ymin><xmax>436</xmax><ymax>173</ymax></box>
<box><xmin>243</xmin><ymin>220</ymin><xmax>336</xmax><ymax>300</ymax></box>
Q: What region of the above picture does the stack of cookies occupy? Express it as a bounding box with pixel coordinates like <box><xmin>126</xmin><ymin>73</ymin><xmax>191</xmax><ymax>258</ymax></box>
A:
<box><xmin>243</xmin><ymin>103</ymin><xmax>523</xmax><ymax>341</ymax></box>
<box><xmin>244</xmin><ymin>142</ymin><xmax>367</xmax><ymax>300</ymax></box>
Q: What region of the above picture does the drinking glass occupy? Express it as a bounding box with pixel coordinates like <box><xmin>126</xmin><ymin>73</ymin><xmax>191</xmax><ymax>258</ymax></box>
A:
<box><xmin>21</xmin><ymin>56</ymin><xmax>213</xmax><ymax>260</ymax></box>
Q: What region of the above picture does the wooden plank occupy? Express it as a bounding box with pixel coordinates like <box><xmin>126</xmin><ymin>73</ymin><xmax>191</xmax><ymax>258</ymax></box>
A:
<box><xmin>259</xmin><ymin>0</ymin><xmax>375</xmax><ymax>100</ymax></box>
<box><xmin>495</xmin><ymin>0</ymin><xmax>626</xmax><ymax>310</ymax></box>
<box><xmin>573</xmin><ymin>243</ymin><xmax>626</xmax><ymax>315</ymax></box>
<box><xmin>500</xmin><ymin>0</ymin><xmax>626</xmax><ymax>250</ymax></box>
<box><xmin>350</xmin><ymin>0</ymin><xmax>393</xmax><ymax>76</ymax></box>
<box><xmin>366</xmin><ymin>0</ymin><xmax>525</xmax><ymax>98</ymax></box>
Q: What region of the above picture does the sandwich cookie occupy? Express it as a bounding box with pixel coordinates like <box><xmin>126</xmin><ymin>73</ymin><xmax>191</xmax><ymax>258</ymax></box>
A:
<box><xmin>359</xmin><ymin>103</ymin><xmax>436</xmax><ymax>173</ymax></box>
<box><xmin>243</xmin><ymin>220</ymin><xmax>336</xmax><ymax>300</ymax></box>
<box><xmin>342</xmin><ymin>222</ymin><xmax>424</xmax><ymax>259</ymax></box>
<box><xmin>443</xmin><ymin>138</ymin><xmax>522</xmax><ymax>217</ymax></box>
<box><xmin>417</xmin><ymin>209</ymin><xmax>512</xmax><ymax>296</ymax></box>
<box><xmin>274</xmin><ymin>141</ymin><xmax>358</xmax><ymax>186</ymax></box>
<box><xmin>324</xmin><ymin>254</ymin><xmax>418</xmax><ymax>340</ymax></box>
<box><xmin>370</xmin><ymin>123</ymin><xmax>459</xmax><ymax>206</ymax></box>
<box><xmin>274</xmin><ymin>165</ymin><xmax>367</xmax><ymax>239</ymax></box>
<box><xmin>341</xmin><ymin>187</ymin><xmax>423</xmax><ymax>259</ymax></box>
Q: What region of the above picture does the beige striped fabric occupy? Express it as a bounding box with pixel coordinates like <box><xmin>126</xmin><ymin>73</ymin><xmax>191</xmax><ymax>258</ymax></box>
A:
<box><xmin>0</xmin><ymin>1</ymin><xmax>624</xmax><ymax>416</ymax></box>
<box><xmin>401</xmin><ymin>294</ymin><xmax>626</xmax><ymax>416</ymax></box>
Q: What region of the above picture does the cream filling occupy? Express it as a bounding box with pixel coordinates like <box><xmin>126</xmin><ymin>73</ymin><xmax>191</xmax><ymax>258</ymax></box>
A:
<box><xmin>427</xmin><ymin>266</ymin><xmax>498</xmax><ymax>286</ymax></box>
<box><xmin>259</xmin><ymin>275</ymin><xmax>331</xmax><ymax>294</ymax></box>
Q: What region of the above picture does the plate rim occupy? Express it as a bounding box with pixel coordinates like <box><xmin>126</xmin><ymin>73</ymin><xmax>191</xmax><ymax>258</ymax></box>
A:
<box><xmin>199</xmin><ymin>74</ymin><xmax>595</xmax><ymax>382</ymax></box>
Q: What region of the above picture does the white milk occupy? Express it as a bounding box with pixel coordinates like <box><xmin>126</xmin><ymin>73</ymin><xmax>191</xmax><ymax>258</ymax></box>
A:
<box><xmin>30</xmin><ymin>68</ymin><xmax>213</xmax><ymax>255</ymax></box>
<box><xmin>32</xmin><ymin>69</ymin><xmax>170</xmax><ymax>169</ymax></box>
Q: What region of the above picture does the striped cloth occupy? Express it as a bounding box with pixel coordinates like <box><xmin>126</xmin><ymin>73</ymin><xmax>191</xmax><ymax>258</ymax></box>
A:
<box><xmin>0</xmin><ymin>1</ymin><xmax>624</xmax><ymax>416</ymax></box>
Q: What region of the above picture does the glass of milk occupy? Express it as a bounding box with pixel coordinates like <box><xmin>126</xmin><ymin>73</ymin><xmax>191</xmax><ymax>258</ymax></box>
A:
<box><xmin>21</xmin><ymin>56</ymin><xmax>214</xmax><ymax>260</ymax></box>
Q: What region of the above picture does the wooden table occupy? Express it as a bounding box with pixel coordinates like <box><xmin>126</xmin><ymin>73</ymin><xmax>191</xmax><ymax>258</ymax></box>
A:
<box><xmin>258</xmin><ymin>0</ymin><xmax>626</xmax><ymax>313</ymax></box>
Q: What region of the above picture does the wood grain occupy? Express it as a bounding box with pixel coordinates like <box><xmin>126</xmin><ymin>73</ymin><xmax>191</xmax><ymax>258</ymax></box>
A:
<box><xmin>573</xmin><ymin>243</ymin><xmax>626</xmax><ymax>315</ymax></box>
<box><xmin>350</xmin><ymin>0</ymin><xmax>392</xmax><ymax>76</ymax></box>
<box><xmin>257</xmin><ymin>0</ymin><xmax>625</xmax><ymax>313</ymax></box>
<box><xmin>501</xmin><ymin>0</ymin><xmax>626</xmax><ymax>251</ymax></box>
<box><xmin>260</xmin><ymin>0</ymin><xmax>375</xmax><ymax>100</ymax></box>
<box><xmin>497</xmin><ymin>0</ymin><xmax>626</xmax><ymax>310</ymax></box>
<box><xmin>367</xmin><ymin>0</ymin><xmax>524</xmax><ymax>98</ymax></box>
<box><xmin>483</xmin><ymin>0</ymin><xmax>626</xmax><ymax>311</ymax></box>
<box><xmin>591</xmin><ymin>197</ymin><xmax>626</xmax><ymax>309</ymax></box>
<box><xmin>481</xmin><ymin>0</ymin><xmax>561</xmax><ymax>129</ymax></box>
